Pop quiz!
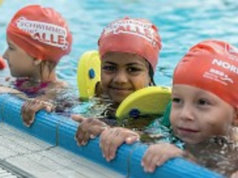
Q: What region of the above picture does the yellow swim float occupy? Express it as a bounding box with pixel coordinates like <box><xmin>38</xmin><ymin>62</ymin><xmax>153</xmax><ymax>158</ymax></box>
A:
<box><xmin>116</xmin><ymin>86</ymin><xmax>171</xmax><ymax>120</ymax></box>
<box><xmin>77</xmin><ymin>50</ymin><xmax>101</xmax><ymax>100</ymax></box>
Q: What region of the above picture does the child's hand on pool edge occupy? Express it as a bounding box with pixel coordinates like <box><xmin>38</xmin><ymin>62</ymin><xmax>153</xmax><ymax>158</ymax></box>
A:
<box><xmin>100</xmin><ymin>127</ymin><xmax>140</xmax><ymax>162</ymax></box>
<box><xmin>72</xmin><ymin>114</ymin><xmax>109</xmax><ymax>146</ymax></box>
<box><xmin>21</xmin><ymin>98</ymin><xmax>55</xmax><ymax>127</ymax></box>
<box><xmin>141</xmin><ymin>143</ymin><xmax>185</xmax><ymax>173</ymax></box>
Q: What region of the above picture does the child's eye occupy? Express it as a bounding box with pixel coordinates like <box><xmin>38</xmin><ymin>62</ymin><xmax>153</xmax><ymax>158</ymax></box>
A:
<box><xmin>172</xmin><ymin>97</ymin><xmax>181</xmax><ymax>104</ymax></box>
<box><xmin>8</xmin><ymin>46</ymin><xmax>15</xmax><ymax>51</ymax></box>
<box><xmin>102</xmin><ymin>65</ymin><xmax>116</xmax><ymax>72</ymax></box>
<box><xmin>197</xmin><ymin>98</ymin><xmax>210</xmax><ymax>106</ymax></box>
<box><xmin>127</xmin><ymin>67</ymin><xmax>142</xmax><ymax>73</ymax></box>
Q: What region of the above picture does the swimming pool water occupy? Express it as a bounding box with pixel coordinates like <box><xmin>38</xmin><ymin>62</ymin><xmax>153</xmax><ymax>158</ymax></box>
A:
<box><xmin>1</xmin><ymin>0</ymin><xmax>238</xmax><ymax>88</ymax></box>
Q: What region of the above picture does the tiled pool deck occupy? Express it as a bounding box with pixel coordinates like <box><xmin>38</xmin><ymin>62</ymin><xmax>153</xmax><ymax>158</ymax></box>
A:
<box><xmin>0</xmin><ymin>123</ymin><xmax>123</xmax><ymax>178</ymax></box>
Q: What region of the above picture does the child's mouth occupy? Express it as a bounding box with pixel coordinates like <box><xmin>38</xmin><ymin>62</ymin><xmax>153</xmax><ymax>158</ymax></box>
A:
<box><xmin>177</xmin><ymin>127</ymin><xmax>199</xmax><ymax>133</ymax></box>
<box><xmin>109</xmin><ymin>86</ymin><xmax>132</xmax><ymax>91</ymax></box>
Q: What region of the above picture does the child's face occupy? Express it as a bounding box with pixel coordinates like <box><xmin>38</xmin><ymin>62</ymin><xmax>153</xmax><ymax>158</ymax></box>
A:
<box><xmin>101</xmin><ymin>52</ymin><xmax>151</xmax><ymax>104</ymax></box>
<box><xmin>170</xmin><ymin>84</ymin><xmax>236</xmax><ymax>144</ymax></box>
<box><xmin>3</xmin><ymin>38</ymin><xmax>38</xmax><ymax>78</ymax></box>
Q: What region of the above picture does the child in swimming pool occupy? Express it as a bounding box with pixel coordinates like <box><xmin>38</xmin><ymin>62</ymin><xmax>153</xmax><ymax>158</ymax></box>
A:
<box><xmin>97</xmin><ymin>39</ymin><xmax>238</xmax><ymax>173</ymax></box>
<box><xmin>141</xmin><ymin>40</ymin><xmax>238</xmax><ymax>176</ymax></box>
<box><xmin>72</xmin><ymin>17</ymin><xmax>162</xmax><ymax>146</ymax></box>
<box><xmin>1</xmin><ymin>5</ymin><xmax>72</xmax><ymax>126</ymax></box>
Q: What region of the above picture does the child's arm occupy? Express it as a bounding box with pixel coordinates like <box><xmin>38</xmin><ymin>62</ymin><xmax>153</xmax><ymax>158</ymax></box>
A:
<box><xmin>0</xmin><ymin>86</ymin><xmax>54</xmax><ymax>126</ymax></box>
<box><xmin>100</xmin><ymin>127</ymin><xmax>140</xmax><ymax>162</ymax></box>
<box><xmin>21</xmin><ymin>97</ymin><xmax>55</xmax><ymax>127</ymax></box>
<box><xmin>0</xmin><ymin>86</ymin><xmax>24</xmax><ymax>95</ymax></box>
<box><xmin>231</xmin><ymin>171</ymin><xmax>238</xmax><ymax>178</ymax></box>
<box><xmin>141</xmin><ymin>143</ymin><xmax>187</xmax><ymax>173</ymax></box>
<box><xmin>72</xmin><ymin>118</ymin><xmax>140</xmax><ymax>161</ymax></box>
<box><xmin>72</xmin><ymin>114</ymin><xmax>109</xmax><ymax>146</ymax></box>
<box><xmin>20</xmin><ymin>83</ymin><xmax>66</xmax><ymax>126</ymax></box>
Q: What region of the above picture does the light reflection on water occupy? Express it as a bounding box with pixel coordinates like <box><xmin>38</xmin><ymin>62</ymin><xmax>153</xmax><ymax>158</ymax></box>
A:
<box><xmin>185</xmin><ymin>135</ymin><xmax>238</xmax><ymax>176</ymax></box>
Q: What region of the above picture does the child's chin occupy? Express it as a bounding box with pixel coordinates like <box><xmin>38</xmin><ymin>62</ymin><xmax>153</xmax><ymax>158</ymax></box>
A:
<box><xmin>109</xmin><ymin>92</ymin><xmax>130</xmax><ymax>104</ymax></box>
<box><xmin>10</xmin><ymin>72</ymin><xmax>18</xmax><ymax>77</ymax></box>
<box><xmin>111</xmin><ymin>95</ymin><xmax>126</xmax><ymax>104</ymax></box>
<box><xmin>11</xmin><ymin>73</ymin><xmax>23</xmax><ymax>78</ymax></box>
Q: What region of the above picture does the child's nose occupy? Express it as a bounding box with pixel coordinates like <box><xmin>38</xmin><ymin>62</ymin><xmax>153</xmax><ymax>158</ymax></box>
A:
<box><xmin>114</xmin><ymin>70</ymin><xmax>128</xmax><ymax>83</ymax></box>
<box><xmin>179</xmin><ymin>104</ymin><xmax>195</xmax><ymax>121</ymax></box>
<box><xmin>3</xmin><ymin>51</ymin><xmax>8</xmax><ymax>60</ymax></box>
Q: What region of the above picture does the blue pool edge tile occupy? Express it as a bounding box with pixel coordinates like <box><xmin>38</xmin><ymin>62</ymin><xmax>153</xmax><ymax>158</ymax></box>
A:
<box><xmin>0</xmin><ymin>94</ymin><xmax>224</xmax><ymax>177</ymax></box>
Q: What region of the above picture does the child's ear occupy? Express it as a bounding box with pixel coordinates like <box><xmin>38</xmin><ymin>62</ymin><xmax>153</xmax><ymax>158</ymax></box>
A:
<box><xmin>232</xmin><ymin>109</ymin><xmax>238</xmax><ymax>126</ymax></box>
<box><xmin>33</xmin><ymin>58</ymin><xmax>42</xmax><ymax>66</ymax></box>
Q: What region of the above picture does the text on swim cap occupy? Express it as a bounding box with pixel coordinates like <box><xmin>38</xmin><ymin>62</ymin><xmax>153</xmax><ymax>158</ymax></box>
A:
<box><xmin>103</xmin><ymin>19</ymin><xmax>158</xmax><ymax>46</ymax></box>
<box><xmin>212</xmin><ymin>58</ymin><xmax>238</xmax><ymax>75</ymax></box>
<box><xmin>16</xmin><ymin>17</ymin><xmax>68</xmax><ymax>50</ymax></box>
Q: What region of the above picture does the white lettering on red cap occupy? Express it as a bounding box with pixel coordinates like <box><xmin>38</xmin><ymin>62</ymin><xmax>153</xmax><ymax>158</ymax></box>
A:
<box><xmin>203</xmin><ymin>68</ymin><xmax>233</xmax><ymax>86</ymax></box>
<box><xmin>16</xmin><ymin>17</ymin><xmax>68</xmax><ymax>50</ymax></box>
<box><xmin>212</xmin><ymin>58</ymin><xmax>238</xmax><ymax>75</ymax></box>
<box><xmin>103</xmin><ymin>19</ymin><xmax>158</xmax><ymax>46</ymax></box>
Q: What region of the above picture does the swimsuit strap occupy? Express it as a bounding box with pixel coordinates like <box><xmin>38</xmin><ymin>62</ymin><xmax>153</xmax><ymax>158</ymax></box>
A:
<box><xmin>15</xmin><ymin>78</ymin><xmax>49</xmax><ymax>95</ymax></box>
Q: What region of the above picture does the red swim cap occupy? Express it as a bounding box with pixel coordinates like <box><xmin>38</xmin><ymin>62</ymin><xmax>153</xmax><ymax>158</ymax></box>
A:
<box><xmin>0</xmin><ymin>56</ymin><xmax>6</xmax><ymax>69</ymax></box>
<box><xmin>173</xmin><ymin>40</ymin><xmax>238</xmax><ymax>108</ymax></box>
<box><xmin>98</xmin><ymin>17</ymin><xmax>162</xmax><ymax>72</ymax></box>
<box><xmin>7</xmin><ymin>5</ymin><xmax>72</xmax><ymax>63</ymax></box>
